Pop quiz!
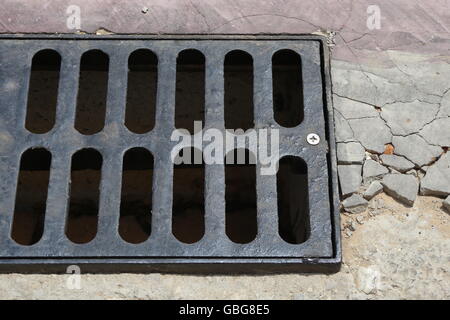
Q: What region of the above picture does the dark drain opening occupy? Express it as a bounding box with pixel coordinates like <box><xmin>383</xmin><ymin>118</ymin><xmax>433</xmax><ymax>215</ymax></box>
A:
<box><xmin>25</xmin><ymin>49</ymin><xmax>61</xmax><ymax>134</ymax></box>
<box><xmin>172</xmin><ymin>147</ymin><xmax>205</xmax><ymax>243</ymax></box>
<box><xmin>277</xmin><ymin>156</ymin><xmax>310</xmax><ymax>244</ymax></box>
<box><xmin>225</xmin><ymin>149</ymin><xmax>257</xmax><ymax>244</ymax></box>
<box><xmin>125</xmin><ymin>49</ymin><xmax>158</xmax><ymax>134</ymax></box>
<box><xmin>175</xmin><ymin>49</ymin><xmax>205</xmax><ymax>135</ymax></box>
<box><xmin>119</xmin><ymin>147</ymin><xmax>153</xmax><ymax>243</ymax></box>
<box><xmin>11</xmin><ymin>148</ymin><xmax>51</xmax><ymax>245</ymax></box>
<box><xmin>224</xmin><ymin>50</ymin><xmax>254</xmax><ymax>130</ymax></box>
<box><xmin>66</xmin><ymin>148</ymin><xmax>102</xmax><ymax>244</ymax></box>
<box><xmin>272</xmin><ymin>49</ymin><xmax>304</xmax><ymax>127</ymax></box>
<box><xmin>75</xmin><ymin>50</ymin><xmax>109</xmax><ymax>135</ymax></box>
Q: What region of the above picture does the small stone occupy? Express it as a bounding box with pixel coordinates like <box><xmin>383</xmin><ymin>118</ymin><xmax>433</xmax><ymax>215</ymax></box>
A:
<box><xmin>348</xmin><ymin>117</ymin><xmax>392</xmax><ymax>153</ymax></box>
<box><xmin>383</xmin><ymin>143</ymin><xmax>395</xmax><ymax>155</ymax></box>
<box><xmin>363</xmin><ymin>159</ymin><xmax>389</xmax><ymax>181</ymax></box>
<box><xmin>418</xmin><ymin>170</ymin><xmax>425</xmax><ymax>180</ymax></box>
<box><xmin>420</xmin><ymin>153</ymin><xmax>450</xmax><ymax>197</ymax></box>
<box><xmin>369</xmin><ymin>209</ymin><xmax>382</xmax><ymax>216</ymax></box>
<box><xmin>95</xmin><ymin>28</ymin><xmax>114</xmax><ymax>35</ymax></box>
<box><xmin>356</xmin><ymin>216</ymin><xmax>365</xmax><ymax>224</ymax></box>
<box><xmin>337</xmin><ymin>142</ymin><xmax>365</xmax><ymax>164</ymax></box>
<box><xmin>141</xmin><ymin>7</ymin><xmax>149</xmax><ymax>13</ymax></box>
<box><xmin>356</xmin><ymin>266</ymin><xmax>381</xmax><ymax>294</ymax></box>
<box><xmin>381</xmin><ymin>174</ymin><xmax>419</xmax><ymax>206</ymax></box>
<box><xmin>392</xmin><ymin>134</ymin><xmax>443</xmax><ymax>167</ymax></box>
<box><xmin>338</xmin><ymin>165</ymin><xmax>362</xmax><ymax>196</ymax></box>
<box><xmin>369</xmin><ymin>198</ymin><xmax>385</xmax><ymax>210</ymax></box>
<box><xmin>344</xmin><ymin>220</ymin><xmax>356</xmax><ymax>231</ymax></box>
<box><xmin>363</xmin><ymin>181</ymin><xmax>383</xmax><ymax>200</ymax></box>
<box><xmin>368</xmin><ymin>153</ymin><xmax>379</xmax><ymax>161</ymax></box>
<box><xmin>406</xmin><ymin>169</ymin><xmax>418</xmax><ymax>177</ymax></box>
<box><xmin>420</xmin><ymin>118</ymin><xmax>450</xmax><ymax>147</ymax></box>
<box><xmin>381</xmin><ymin>101</ymin><xmax>439</xmax><ymax>135</ymax></box>
<box><xmin>342</xmin><ymin>194</ymin><xmax>368</xmax><ymax>214</ymax></box>
<box><xmin>443</xmin><ymin>196</ymin><xmax>450</xmax><ymax>212</ymax></box>
<box><xmin>376</xmin><ymin>198</ymin><xmax>385</xmax><ymax>209</ymax></box>
<box><xmin>380</xmin><ymin>154</ymin><xmax>415</xmax><ymax>172</ymax></box>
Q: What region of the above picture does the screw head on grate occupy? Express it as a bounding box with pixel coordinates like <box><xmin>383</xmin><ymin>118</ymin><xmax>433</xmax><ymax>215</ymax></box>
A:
<box><xmin>306</xmin><ymin>133</ymin><xmax>320</xmax><ymax>145</ymax></box>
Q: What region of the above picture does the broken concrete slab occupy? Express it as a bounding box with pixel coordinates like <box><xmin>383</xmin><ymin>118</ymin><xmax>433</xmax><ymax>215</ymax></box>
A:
<box><xmin>380</xmin><ymin>100</ymin><xmax>439</xmax><ymax>136</ymax></box>
<box><xmin>334</xmin><ymin>111</ymin><xmax>354</xmax><ymax>142</ymax></box>
<box><xmin>420</xmin><ymin>152</ymin><xmax>450</xmax><ymax>197</ymax></box>
<box><xmin>337</xmin><ymin>141</ymin><xmax>365</xmax><ymax>164</ymax></box>
<box><xmin>331</xmin><ymin>60</ymin><xmax>437</xmax><ymax>108</ymax></box>
<box><xmin>443</xmin><ymin>196</ymin><xmax>450</xmax><ymax>212</ymax></box>
<box><xmin>392</xmin><ymin>134</ymin><xmax>443</xmax><ymax>167</ymax></box>
<box><xmin>342</xmin><ymin>194</ymin><xmax>368</xmax><ymax>214</ymax></box>
<box><xmin>383</xmin><ymin>51</ymin><xmax>450</xmax><ymax>101</ymax></box>
<box><xmin>331</xmin><ymin>65</ymin><xmax>380</xmax><ymax>107</ymax></box>
<box><xmin>363</xmin><ymin>181</ymin><xmax>384</xmax><ymax>200</ymax></box>
<box><xmin>333</xmin><ymin>95</ymin><xmax>379</xmax><ymax>119</ymax></box>
<box><xmin>381</xmin><ymin>174</ymin><xmax>419</xmax><ymax>206</ymax></box>
<box><xmin>420</xmin><ymin>118</ymin><xmax>450</xmax><ymax>147</ymax></box>
<box><xmin>380</xmin><ymin>154</ymin><xmax>415</xmax><ymax>172</ymax></box>
<box><xmin>338</xmin><ymin>165</ymin><xmax>362</xmax><ymax>196</ymax></box>
<box><xmin>348</xmin><ymin>117</ymin><xmax>392</xmax><ymax>153</ymax></box>
<box><xmin>363</xmin><ymin>159</ymin><xmax>389</xmax><ymax>180</ymax></box>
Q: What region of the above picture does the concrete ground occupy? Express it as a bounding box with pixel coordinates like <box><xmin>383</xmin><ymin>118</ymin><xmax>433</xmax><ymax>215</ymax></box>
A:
<box><xmin>0</xmin><ymin>0</ymin><xmax>449</xmax><ymax>299</ymax></box>
<box><xmin>0</xmin><ymin>194</ymin><xmax>448</xmax><ymax>299</ymax></box>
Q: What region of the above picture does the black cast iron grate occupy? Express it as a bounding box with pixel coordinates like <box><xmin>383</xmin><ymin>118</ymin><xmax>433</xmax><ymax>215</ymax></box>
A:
<box><xmin>0</xmin><ymin>35</ymin><xmax>340</xmax><ymax>273</ymax></box>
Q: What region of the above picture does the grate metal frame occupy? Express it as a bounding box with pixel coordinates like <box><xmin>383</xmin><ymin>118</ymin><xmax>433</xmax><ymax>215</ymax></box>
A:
<box><xmin>0</xmin><ymin>34</ymin><xmax>340</xmax><ymax>273</ymax></box>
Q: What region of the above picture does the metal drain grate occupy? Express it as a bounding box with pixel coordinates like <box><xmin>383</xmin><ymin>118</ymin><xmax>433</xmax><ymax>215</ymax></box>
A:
<box><xmin>0</xmin><ymin>35</ymin><xmax>340</xmax><ymax>273</ymax></box>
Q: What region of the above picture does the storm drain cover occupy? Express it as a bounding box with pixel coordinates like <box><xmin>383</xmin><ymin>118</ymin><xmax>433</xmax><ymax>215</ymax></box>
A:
<box><xmin>0</xmin><ymin>35</ymin><xmax>340</xmax><ymax>273</ymax></box>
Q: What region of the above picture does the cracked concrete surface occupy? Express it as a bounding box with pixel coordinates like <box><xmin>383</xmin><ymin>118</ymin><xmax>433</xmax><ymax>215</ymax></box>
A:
<box><xmin>334</xmin><ymin>49</ymin><xmax>449</xmax><ymax>207</ymax></box>
<box><xmin>0</xmin><ymin>0</ymin><xmax>449</xmax><ymax>300</ymax></box>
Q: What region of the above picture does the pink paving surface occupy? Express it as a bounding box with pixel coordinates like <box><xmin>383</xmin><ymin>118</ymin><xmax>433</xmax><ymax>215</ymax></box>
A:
<box><xmin>0</xmin><ymin>0</ymin><xmax>449</xmax><ymax>63</ymax></box>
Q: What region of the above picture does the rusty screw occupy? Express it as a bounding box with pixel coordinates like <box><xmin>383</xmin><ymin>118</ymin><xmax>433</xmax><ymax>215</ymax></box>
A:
<box><xmin>306</xmin><ymin>133</ymin><xmax>320</xmax><ymax>145</ymax></box>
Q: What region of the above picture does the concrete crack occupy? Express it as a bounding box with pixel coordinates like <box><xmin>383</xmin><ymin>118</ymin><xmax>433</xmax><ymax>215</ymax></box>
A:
<box><xmin>210</xmin><ymin>13</ymin><xmax>321</xmax><ymax>32</ymax></box>
<box><xmin>333</xmin><ymin>93</ymin><xmax>380</xmax><ymax>110</ymax></box>
<box><xmin>333</xmin><ymin>108</ymin><xmax>356</xmax><ymax>139</ymax></box>
<box><xmin>436</xmin><ymin>87</ymin><xmax>450</xmax><ymax>118</ymax></box>
<box><xmin>188</xmin><ymin>0</ymin><xmax>211</xmax><ymax>31</ymax></box>
<box><xmin>336</xmin><ymin>32</ymin><xmax>380</xmax><ymax>105</ymax></box>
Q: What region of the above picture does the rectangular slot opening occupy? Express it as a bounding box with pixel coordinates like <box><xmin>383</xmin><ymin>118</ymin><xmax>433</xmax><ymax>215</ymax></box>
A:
<box><xmin>25</xmin><ymin>50</ymin><xmax>61</xmax><ymax>134</ymax></box>
<box><xmin>272</xmin><ymin>49</ymin><xmax>304</xmax><ymax>127</ymax></box>
<box><xmin>224</xmin><ymin>50</ymin><xmax>254</xmax><ymax>130</ymax></box>
<box><xmin>225</xmin><ymin>149</ymin><xmax>257</xmax><ymax>243</ymax></box>
<box><xmin>277</xmin><ymin>156</ymin><xmax>310</xmax><ymax>244</ymax></box>
<box><xmin>66</xmin><ymin>148</ymin><xmax>102</xmax><ymax>244</ymax></box>
<box><xmin>175</xmin><ymin>49</ymin><xmax>205</xmax><ymax>135</ymax></box>
<box><xmin>75</xmin><ymin>50</ymin><xmax>109</xmax><ymax>135</ymax></box>
<box><xmin>172</xmin><ymin>147</ymin><xmax>205</xmax><ymax>243</ymax></box>
<box><xmin>119</xmin><ymin>147</ymin><xmax>153</xmax><ymax>243</ymax></box>
<box><xmin>125</xmin><ymin>49</ymin><xmax>158</xmax><ymax>134</ymax></box>
<box><xmin>11</xmin><ymin>148</ymin><xmax>51</xmax><ymax>245</ymax></box>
